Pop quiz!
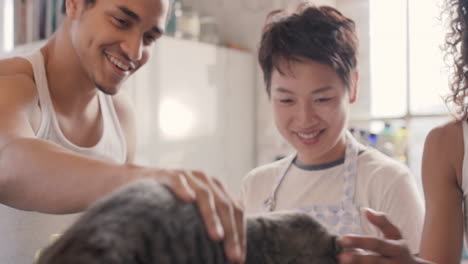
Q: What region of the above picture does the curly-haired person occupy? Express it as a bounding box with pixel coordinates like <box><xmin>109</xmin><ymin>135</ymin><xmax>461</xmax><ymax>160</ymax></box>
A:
<box><xmin>339</xmin><ymin>0</ymin><xmax>468</xmax><ymax>263</ymax></box>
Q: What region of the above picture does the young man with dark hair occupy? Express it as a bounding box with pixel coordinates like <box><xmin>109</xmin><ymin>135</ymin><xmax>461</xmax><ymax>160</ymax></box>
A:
<box><xmin>0</xmin><ymin>0</ymin><xmax>245</xmax><ymax>263</ymax></box>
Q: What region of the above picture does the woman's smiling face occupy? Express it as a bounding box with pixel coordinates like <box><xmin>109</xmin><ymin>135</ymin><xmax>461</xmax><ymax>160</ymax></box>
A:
<box><xmin>270</xmin><ymin>58</ymin><xmax>357</xmax><ymax>165</ymax></box>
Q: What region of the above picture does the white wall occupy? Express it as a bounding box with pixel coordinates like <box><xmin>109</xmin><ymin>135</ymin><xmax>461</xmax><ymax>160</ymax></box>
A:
<box><xmin>0</xmin><ymin>0</ymin><xmax>14</xmax><ymax>53</ymax></box>
<box><xmin>0</xmin><ymin>2</ymin><xmax>5</xmax><ymax>52</ymax></box>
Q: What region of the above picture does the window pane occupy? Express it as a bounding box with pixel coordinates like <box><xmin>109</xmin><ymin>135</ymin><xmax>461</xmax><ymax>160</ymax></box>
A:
<box><xmin>369</xmin><ymin>0</ymin><xmax>407</xmax><ymax>117</ymax></box>
<box><xmin>408</xmin><ymin>0</ymin><xmax>449</xmax><ymax>115</ymax></box>
<box><xmin>0</xmin><ymin>0</ymin><xmax>14</xmax><ymax>53</ymax></box>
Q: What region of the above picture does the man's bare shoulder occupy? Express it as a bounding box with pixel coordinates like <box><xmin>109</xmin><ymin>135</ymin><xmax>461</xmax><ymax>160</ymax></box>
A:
<box><xmin>0</xmin><ymin>56</ymin><xmax>34</xmax><ymax>77</ymax></box>
<box><xmin>0</xmin><ymin>73</ymin><xmax>38</xmax><ymax>108</ymax></box>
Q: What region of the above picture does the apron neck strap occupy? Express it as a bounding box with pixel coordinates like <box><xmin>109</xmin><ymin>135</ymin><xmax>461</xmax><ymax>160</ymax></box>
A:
<box><xmin>342</xmin><ymin>131</ymin><xmax>360</xmax><ymax>203</ymax></box>
<box><xmin>262</xmin><ymin>154</ymin><xmax>295</xmax><ymax>212</ymax></box>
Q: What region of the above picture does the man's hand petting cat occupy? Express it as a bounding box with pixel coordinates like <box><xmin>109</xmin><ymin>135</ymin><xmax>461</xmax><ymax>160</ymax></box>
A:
<box><xmin>337</xmin><ymin>208</ymin><xmax>433</xmax><ymax>264</ymax></box>
<box><xmin>153</xmin><ymin>169</ymin><xmax>246</xmax><ymax>263</ymax></box>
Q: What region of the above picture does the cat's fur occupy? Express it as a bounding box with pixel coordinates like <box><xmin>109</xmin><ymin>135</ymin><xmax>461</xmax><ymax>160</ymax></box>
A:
<box><xmin>37</xmin><ymin>180</ymin><xmax>341</xmax><ymax>264</ymax></box>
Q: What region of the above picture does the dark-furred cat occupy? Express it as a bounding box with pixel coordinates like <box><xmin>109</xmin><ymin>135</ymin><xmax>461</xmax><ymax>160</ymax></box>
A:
<box><xmin>37</xmin><ymin>180</ymin><xmax>341</xmax><ymax>264</ymax></box>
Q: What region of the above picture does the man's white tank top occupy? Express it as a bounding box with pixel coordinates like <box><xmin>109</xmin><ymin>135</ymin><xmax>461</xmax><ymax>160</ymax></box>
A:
<box><xmin>0</xmin><ymin>50</ymin><xmax>127</xmax><ymax>263</ymax></box>
<box><xmin>30</xmin><ymin>50</ymin><xmax>127</xmax><ymax>162</ymax></box>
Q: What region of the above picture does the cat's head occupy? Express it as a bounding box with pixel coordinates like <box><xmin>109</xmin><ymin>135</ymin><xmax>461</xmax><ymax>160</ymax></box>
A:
<box><xmin>246</xmin><ymin>211</ymin><xmax>342</xmax><ymax>264</ymax></box>
<box><xmin>36</xmin><ymin>180</ymin><xmax>227</xmax><ymax>264</ymax></box>
<box><xmin>36</xmin><ymin>180</ymin><xmax>341</xmax><ymax>264</ymax></box>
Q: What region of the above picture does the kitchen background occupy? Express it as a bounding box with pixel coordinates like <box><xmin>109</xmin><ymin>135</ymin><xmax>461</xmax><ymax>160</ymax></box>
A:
<box><xmin>0</xmin><ymin>0</ymin><xmax>462</xmax><ymax>260</ymax></box>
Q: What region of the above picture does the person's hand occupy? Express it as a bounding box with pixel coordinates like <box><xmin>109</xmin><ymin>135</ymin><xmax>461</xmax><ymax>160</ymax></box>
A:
<box><xmin>155</xmin><ymin>169</ymin><xmax>245</xmax><ymax>263</ymax></box>
<box><xmin>338</xmin><ymin>208</ymin><xmax>432</xmax><ymax>264</ymax></box>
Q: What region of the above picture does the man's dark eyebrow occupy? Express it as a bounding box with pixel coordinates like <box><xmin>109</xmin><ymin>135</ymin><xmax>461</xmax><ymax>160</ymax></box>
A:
<box><xmin>118</xmin><ymin>6</ymin><xmax>140</xmax><ymax>22</ymax></box>
<box><xmin>117</xmin><ymin>6</ymin><xmax>163</xmax><ymax>35</ymax></box>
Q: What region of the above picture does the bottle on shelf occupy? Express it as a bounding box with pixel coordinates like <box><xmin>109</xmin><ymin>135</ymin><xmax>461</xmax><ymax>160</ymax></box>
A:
<box><xmin>199</xmin><ymin>16</ymin><xmax>220</xmax><ymax>45</ymax></box>
<box><xmin>165</xmin><ymin>0</ymin><xmax>178</xmax><ymax>36</ymax></box>
<box><xmin>174</xmin><ymin>0</ymin><xmax>200</xmax><ymax>41</ymax></box>
<box><xmin>368</xmin><ymin>133</ymin><xmax>378</xmax><ymax>148</ymax></box>
<box><xmin>375</xmin><ymin>122</ymin><xmax>396</xmax><ymax>157</ymax></box>
<box><xmin>394</xmin><ymin>126</ymin><xmax>408</xmax><ymax>163</ymax></box>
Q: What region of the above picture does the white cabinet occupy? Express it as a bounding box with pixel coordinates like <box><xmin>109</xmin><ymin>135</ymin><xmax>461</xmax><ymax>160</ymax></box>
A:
<box><xmin>125</xmin><ymin>36</ymin><xmax>256</xmax><ymax>195</ymax></box>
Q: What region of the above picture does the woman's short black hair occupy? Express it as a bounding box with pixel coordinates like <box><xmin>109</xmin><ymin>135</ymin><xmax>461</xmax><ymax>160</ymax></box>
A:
<box><xmin>258</xmin><ymin>4</ymin><xmax>358</xmax><ymax>96</ymax></box>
